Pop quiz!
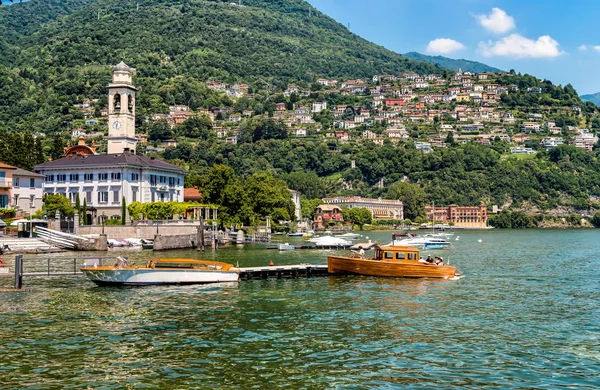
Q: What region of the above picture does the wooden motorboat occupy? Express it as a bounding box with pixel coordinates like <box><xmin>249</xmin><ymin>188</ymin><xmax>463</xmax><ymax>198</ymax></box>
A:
<box><xmin>328</xmin><ymin>244</ymin><xmax>459</xmax><ymax>279</ymax></box>
<box><xmin>81</xmin><ymin>257</ymin><xmax>240</xmax><ymax>286</ymax></box>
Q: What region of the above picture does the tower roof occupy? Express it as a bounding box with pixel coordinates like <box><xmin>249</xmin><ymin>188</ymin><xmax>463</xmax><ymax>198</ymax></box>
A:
<box><xmin>113</xmin><ymin>61</ymin><xmax>131</xmax><ymax>72</ymax></box>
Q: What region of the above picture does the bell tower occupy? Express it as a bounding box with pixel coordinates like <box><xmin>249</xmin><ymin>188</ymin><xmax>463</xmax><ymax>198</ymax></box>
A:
<box><xmin>107</xmin><ymin>61</ymin><xmax>137</xmax><ymax>154</ymax></box>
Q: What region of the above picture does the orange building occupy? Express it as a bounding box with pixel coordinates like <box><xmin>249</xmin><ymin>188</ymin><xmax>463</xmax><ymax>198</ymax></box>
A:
<box><xmin>425</xmin><ymin>204</ymin><xmax>488</xmax><ymax>228</ymax></box>
<box><xmin>313</xmin><ymin>204</ymin><xmax>344</xmax><ymax>229</ymax></box>
<box><xmin>0</xmin><ymin>162</ymin><xmax>16</xmax><ymax>208</ymax></box>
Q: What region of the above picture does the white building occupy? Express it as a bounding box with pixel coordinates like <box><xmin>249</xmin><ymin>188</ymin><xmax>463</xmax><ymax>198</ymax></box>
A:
<box><xmin>12</xmin><ymin>168</ymin><xmax>44</xmax><ymax>214</ymax></box>
<box><xmin>289</xmin><ymin>190</ymin><xmax>302</xmax><ymax>221</ymax></box>
<box><xmin>322</xmin><ymin>196</ymin><xmax>403</xmax><ymax>220</ymax></box>
<box><xmin>312</xmin><ymin>101</ymin><xmax>327</xmax><ymax>113</ymax></box>
<box><xmin>35</xmin><ymin>63</ymin><xmax>186</xmax><ymax>222</ymax></box>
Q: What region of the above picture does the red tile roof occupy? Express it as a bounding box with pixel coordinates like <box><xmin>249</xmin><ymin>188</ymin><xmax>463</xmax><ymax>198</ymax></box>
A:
<box><xmin>184</xmin><ymin>187</ymin><xmax>202</xmax><ymax>201</ymax></box>
<box><xmin>0</xmin><ymin>162</ymin><xmax>17</xmax><ymax>169</ymax></box>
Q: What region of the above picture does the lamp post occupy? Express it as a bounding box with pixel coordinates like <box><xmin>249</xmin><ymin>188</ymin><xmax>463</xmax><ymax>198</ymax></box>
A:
<box><xmin>101</xmin><ymin>212</ymin><xmax>105</xmax><ymax>234</ymax></box>
<box><xmin>155</xmin><ymin>211</ymin><xmax>159</xmax><ymax>235</ymax></box>
<box><xmin>29</xmin><ymin>202</ymin><xmax>34</xmax><ymax>238</ymax></box>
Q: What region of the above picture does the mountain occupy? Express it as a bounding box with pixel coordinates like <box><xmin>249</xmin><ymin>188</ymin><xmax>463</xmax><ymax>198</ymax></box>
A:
<box><xmin>0</xmin><ymin>0</ymin><xmax>447</xmax><ymax>133</ymax></box>
<box><xmin>580</xmin><ymin>92</ymin><xmax>600</xmax><ymax>105</ymax></box>
<box><xmin>3</xmin><ymin>0</ymin><xmax>442</xmax><ymax>80</ymax></box>
<box><xmin>403</xmin><ymin>52</ymin><xmax>502</xmax><ymax>74</ymax></box>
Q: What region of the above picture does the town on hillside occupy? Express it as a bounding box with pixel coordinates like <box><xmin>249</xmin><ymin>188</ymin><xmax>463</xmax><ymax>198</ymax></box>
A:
<box><xmin>67</xmin><ymin>69</ymin><xmax>596</xmax><ymax>154</ymax></box>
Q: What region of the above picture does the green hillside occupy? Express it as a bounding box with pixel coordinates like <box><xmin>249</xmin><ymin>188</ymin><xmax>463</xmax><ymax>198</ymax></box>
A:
<box><xmin>0</xmin><ymin>0</ymin><xmax>442</xmax><ymax>133</ymax></box>
<box><xmin>403</xmin><ymin>52</ymin><xmax>502</xmax><ymax>73</ymax></box>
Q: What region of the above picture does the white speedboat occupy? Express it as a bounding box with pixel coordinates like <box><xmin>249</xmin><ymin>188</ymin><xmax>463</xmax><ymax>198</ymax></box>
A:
<box><xmin>308</xmin><ymin>236</ymin><xmax>352</xmax><ymax>248</ymax></box>
<box><xmin>81</xmin><ymin>257</ymin><xmax>240</xmax><ymax>286</ymax></box>
<box><xmin>337</xmin><ymin>232</ymin><xmax>361</xmax><ymax>239</ymax></box>
<box><xmin>278</xmin><ymin>243</ymin><xmax>295</xmax><ymax>251</ymax></box>
<box><xmin>390</xmin><ymin>236</ymin><xmax>452</xmax><ymax>249</ymax></box>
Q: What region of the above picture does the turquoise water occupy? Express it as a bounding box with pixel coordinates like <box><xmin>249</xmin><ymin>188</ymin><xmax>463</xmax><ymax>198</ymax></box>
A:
<box><xmin>1</xmin><ymin>230</ymin><xmax>599</xmax><ymax>388</ymax></box>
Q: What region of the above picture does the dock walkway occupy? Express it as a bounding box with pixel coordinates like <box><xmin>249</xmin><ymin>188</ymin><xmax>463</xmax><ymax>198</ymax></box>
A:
<box><xmin>239</xmin><ymin>264</ymin><xmax>328</xmax><ymax>279</ymax></box>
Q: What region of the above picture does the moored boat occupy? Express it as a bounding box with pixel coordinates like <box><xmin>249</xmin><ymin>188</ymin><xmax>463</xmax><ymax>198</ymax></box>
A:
<box><xmin>390</xmin><ymin>235</ymin><xmax>452</xmax><ymax>249</ymax></box>
<box><xmin>141</xmin><ymin>239</ymin><xmax>154</xmax><ymax>249</ymax></box>
<box><xmin>278</xmin><ymin>243</ymin><xmax>295</xmax><ymax>251</ymax></box>
<box><xmin>328</xmin><ymin>244</ymin><xmax>459</xmax><ymax>279</ymax></box>
<box><xmin>81</xmin><ymin>257</ymin><xmax>240</xmax><ymax>286</ymax></box>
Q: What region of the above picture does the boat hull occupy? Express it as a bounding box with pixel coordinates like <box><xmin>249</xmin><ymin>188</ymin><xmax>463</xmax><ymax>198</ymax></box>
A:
<box><xmin>328</xmin><ymin>256</ymin><xmax>456</xmax><ymax>279</ymax></box>
<box><xmin>82</xmin><ymin>268</ymin><xmax>240</xmax><ymax>286</ymax></box>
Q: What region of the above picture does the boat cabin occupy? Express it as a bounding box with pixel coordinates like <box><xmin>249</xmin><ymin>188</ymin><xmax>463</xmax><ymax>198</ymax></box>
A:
<box><xmin>373</xmin><ymin>245</ymin><xmax>420</xmax><ymax>262</ymax></box>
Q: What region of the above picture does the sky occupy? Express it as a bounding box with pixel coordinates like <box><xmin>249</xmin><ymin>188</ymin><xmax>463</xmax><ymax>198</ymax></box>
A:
<box><xmin>306</xmin><ymin>0</ymin><xmax>600</xmax><ymax>95</ymax></box>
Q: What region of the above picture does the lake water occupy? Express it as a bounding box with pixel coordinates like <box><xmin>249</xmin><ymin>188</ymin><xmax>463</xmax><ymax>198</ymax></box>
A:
<box><xmin>1</xmin><ymin>229</ymin><xmax>599</xmax><ymax>388</ymax></box>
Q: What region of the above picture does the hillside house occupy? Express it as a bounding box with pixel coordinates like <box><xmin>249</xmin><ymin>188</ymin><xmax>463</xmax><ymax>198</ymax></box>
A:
<box><xmin>521</xmin><ymin>122</ymin><xmax>541</xmax><ymax>132</ymax></box>
<box><xmin>540</xmin><ymin>137</ymin><xmax>563</xmax><ymax>149</ymax></box>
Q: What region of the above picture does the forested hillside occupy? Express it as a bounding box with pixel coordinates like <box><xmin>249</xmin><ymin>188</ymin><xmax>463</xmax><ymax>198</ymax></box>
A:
<box><xmin>0</xmin><ymin>0</ymin><xmax>441</xmax><ymax>133</ymax></box>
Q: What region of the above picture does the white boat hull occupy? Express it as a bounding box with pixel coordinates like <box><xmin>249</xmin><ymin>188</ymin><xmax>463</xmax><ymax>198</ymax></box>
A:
<box><xmin>82</xmin><ymin>268</ymin><xmax>240</xmax><ymax>286</ymax></box>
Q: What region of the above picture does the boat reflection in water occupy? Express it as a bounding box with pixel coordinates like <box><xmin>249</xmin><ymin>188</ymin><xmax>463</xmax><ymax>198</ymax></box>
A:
<box><xmin>328</xmin><ymin>244</ymin><xmax>459</xmax><ymax>279</ymax></box>
<box><xmin>81</xmin><ymin>257</ymin><xmax>240</xmax><ymax>286</ymax></box>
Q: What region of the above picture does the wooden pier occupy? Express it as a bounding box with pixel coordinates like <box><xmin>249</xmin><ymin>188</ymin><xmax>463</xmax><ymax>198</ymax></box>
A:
<box><xmin>239</xmin><ymin>264</ymin><xmax>328</xmax><ymax>279</ymax></box>
<box><xmin>1</xmin><ymin>255</ymin><xmax>330</xmax><ymax>288</ymax></box>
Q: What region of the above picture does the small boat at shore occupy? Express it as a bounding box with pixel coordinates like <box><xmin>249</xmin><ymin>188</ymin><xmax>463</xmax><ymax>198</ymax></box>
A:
<box><xmin>81</xmin><ymin>257</ymin><xmax>240</xmax><ymax>286</ymax></box>
<box><xmin>278</xmin><ymin>243</ymin><xmax>295</xmax><ymax>251</ymax></box>
<box><xmin>141</xmin><ymin>239</ymin><xmax>154</xmax><ymax>250</ymax></box>
<box><xmin>328</xmin><ymin>244</ymin><xmax>459</xmax><ymax>279</ymax></box>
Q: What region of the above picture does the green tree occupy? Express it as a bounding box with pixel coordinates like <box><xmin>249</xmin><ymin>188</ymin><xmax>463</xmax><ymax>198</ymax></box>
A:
<box><xmin>82</xmin><ymin>198</ymin><xmax>88</xmax><ymax>225</ymax></box>
<box><xmin>386</xmin><ymin>181</ymin><xmax>427</xmax><ymax>220</ymax></box>
<box><xmin>42</xmin><ymin>194</ymin><xmax>74</xmax><ymax>217</ymax></box>
<box><xmin>283</xmin><ymin>171</ymin><xmax>326</xmax><ymax>199</ymax></box>
<box><xmin>244</xmin><ymin>171</ymin><xmax>294</xmax><ymax>223</ymax></box>
<box><xmin>240</xmin><ymin>117</ymin><xmax>288</xmax><ymax>143</ymax></box>
<box><xmin>121</xmin><ymin>196</ymin><xmax>127</xmax><ymax>225</ymax></box>
<box><xmin>591</xmin><ymin>212</ymin><xmax>600</xmax><ymax>227</ymax></box>
<box><xmin>176</xmin><ymin>116</ymin><xmax>213</xmax><ymax>139</ymax></box>
<box><xmin>51</xmin><ymin>134</ymin><xmax>64</xmax><ymax>161</ymax></box>
<box><xmin>300</xmin><ymin>198</ymin><xmax>322</xmax><ymax>221</ymax></box>
<box><xmin>75</xmin><ymin>192</ymin><xmax>81</xmax><ymax>223</ymax></box>
<box><xmin>149</xmin><ymin>119</ymin><xmax>173</xmax><ymax>141</ymax></box>
<box><xmin>342</xmin><ymin>207</ymin><xmax>372</xmax><ymax>230</ymax></box>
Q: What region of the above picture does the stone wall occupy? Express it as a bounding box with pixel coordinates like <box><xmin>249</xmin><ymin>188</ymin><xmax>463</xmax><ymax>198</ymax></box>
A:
<box><xmin>74</xmin><ymin>234</ymin><xmax>108</xmax><ymax>251</ymax></box>
<box><xmin>76</xmin><ymin>225</ymin><xmax>199</xmax><ymax>239</ymax></box>
<box><xmin>153</xmin><ymin>233</ymin><xmax>197</xmax><ymax>251</ymax></box>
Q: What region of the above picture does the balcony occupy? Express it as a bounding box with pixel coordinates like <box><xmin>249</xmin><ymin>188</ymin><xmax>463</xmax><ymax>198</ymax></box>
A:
<box><xmin>0</xmin><ymin>178</ymin><xmax>12</xmax><ymax>188</ymax></box>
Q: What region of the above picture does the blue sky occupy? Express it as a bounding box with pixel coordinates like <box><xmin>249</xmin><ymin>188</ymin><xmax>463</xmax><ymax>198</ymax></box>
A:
<box><xmin>307</xmin><ymin>0</ymin><xmax>600</xmax><ymax>94</ymax></box>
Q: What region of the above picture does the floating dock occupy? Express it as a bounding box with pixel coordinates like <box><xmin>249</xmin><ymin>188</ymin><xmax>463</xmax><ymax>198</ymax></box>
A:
<box><xmin>265</xmin><ymin>244</ymin><xmax>351</xmax><ymax>250</ymax></box>
<box><xmin>239</xmin><ymin>264</ymin><xmax>328</xmax><ymax>279</ymax></box>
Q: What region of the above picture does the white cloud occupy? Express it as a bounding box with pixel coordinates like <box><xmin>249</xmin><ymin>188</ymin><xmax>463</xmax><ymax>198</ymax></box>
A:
<box><xmin>426</xmin><ymin>38</ymin><xmax>466</xmax><ymax>54</ymax></box>
<box><xmin>593</xmin><ymin>46</ymin><xmax>600</xmax><ymax>52</ymax></box>
<box><xmin>579</xmin><ymin>45</ymin><xmax>588</xmax><ymax>51</ymax></box>
<box><xmin>479</xmin><ymin>34</ymin><xmax>563</xmax><ymax>58</ymax></box>
<box><xmin>476</xmin><ymin>8</ymin><xmax>516</xmax><ymax>34</ymax></box>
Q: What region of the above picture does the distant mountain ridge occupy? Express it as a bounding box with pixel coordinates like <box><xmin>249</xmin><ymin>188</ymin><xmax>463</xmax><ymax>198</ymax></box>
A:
<box><xmin>403</xmin><ymin>52</ymin><xmax>502</xmax><ymax>74</ymax></box>
<box><xmin>580</xmin><ymin>92</ymin><xmax>600</xmax><ymax>105</ymax></box>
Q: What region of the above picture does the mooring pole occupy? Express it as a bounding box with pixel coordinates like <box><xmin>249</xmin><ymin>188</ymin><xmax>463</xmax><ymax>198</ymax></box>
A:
<box><xmin>14</xmin><ymin>254</ymin><xmax>23</xmax><ymax>289</ymax></box>
<box><xmin>199</xmin><ymin>218</ymin><xmax>205</xmax><ymax>251</ymax></box>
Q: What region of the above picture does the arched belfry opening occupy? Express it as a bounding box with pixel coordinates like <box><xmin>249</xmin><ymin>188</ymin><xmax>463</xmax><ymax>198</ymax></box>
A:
<box><xmin>128</xmin><ymin>94</ymin><xmax>134</xmax><ymax>113</ymax></box>
<box><xmin>113</xmin><ymin>93</ymin><xmax>121</xmax><ymax>113</ymax></box>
